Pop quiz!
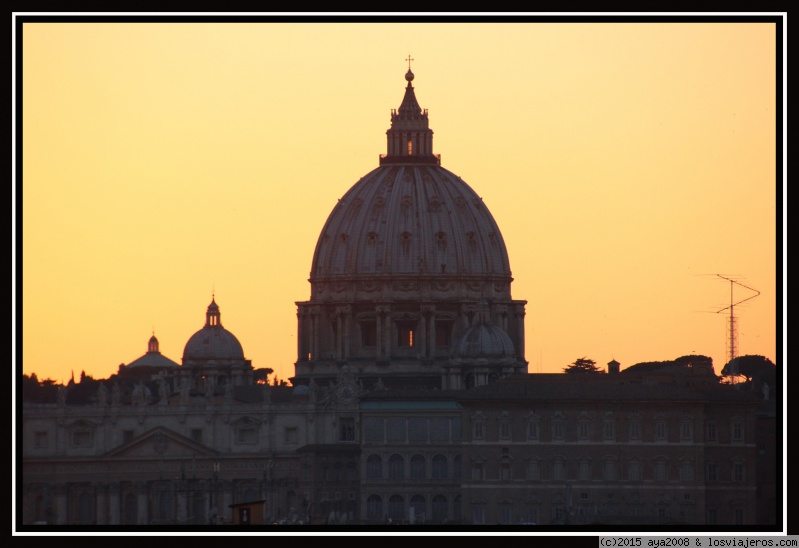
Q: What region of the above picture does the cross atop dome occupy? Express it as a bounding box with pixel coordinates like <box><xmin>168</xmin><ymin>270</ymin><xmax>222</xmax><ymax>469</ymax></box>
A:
<box><xmin>405</xmin><ymin>54</ymin><xmax>414</xmax><ymax>82</ymax></box>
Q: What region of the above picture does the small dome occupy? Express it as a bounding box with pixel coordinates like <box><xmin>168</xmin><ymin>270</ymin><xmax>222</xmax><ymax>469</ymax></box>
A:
<box><xmin>183</xmin><ymin>327</ymin><xmax>244</xmax><ymax>361</ymax></box>
<box><xmin>182</xmin><ymin>298</ymin><xmax>245</xmax><ymax>362</ymax></box>
<box><xmin>453</xmin><ymin>323</ymin><xmax>516</xmax><ymax>362</ymax></box>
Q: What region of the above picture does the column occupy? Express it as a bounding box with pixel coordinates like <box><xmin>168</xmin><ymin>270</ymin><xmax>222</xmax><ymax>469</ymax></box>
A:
<box><xmin>418</xmin><ymin>313</ymin><xmax>427</xmax><ymax>359</ymax></box>
<box><xmin>514</xmin><ymin>305</ymin><xmax>526</xmax><ymax>359</ymax></box>
<box><xmin>342</xmin><ymin>305</ymin><xmax>352</xmax><ymax>359</ymax></box>
<box><xmin>96</xmin><ymin>482</ymin><xmax>107</xmax><ymax>525</ymax></box>
<box><xmin>376</xmin><ymin>311</ymin><xmax>383</xmax><ymax>359</ymax></box>
<box><xmin>54</xmin><ymin>483</ymin><xmax>68</xmax><ymax>525</ymax></box>
<box><xmin>296</xmin><ymin>308</ymin><xmax>305</xmax><ymax>361</ymax></box>
<box><xmin>108</xmin><ymin>482</ymin><xmax>121</xmax><ymax>525</ymax></box>
<box><xmin>137</xmin><ymin>481</ymin><xmax>149</xmax><ymax>525</ymax></box>
<box><xmin>311</xmin><ymin>306</ymin><xmax>320</xmax><ymax>361</ymax></box>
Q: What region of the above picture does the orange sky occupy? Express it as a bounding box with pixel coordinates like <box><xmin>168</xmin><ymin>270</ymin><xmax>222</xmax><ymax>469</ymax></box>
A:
<box><xmin>16</xmin><ymin>16</ymin><xmax>784</xmax><ymax>386</ymax></box>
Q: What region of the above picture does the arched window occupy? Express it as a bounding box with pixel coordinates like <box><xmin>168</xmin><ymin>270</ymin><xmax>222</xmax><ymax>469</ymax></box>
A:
<box><xmin>409</xmin><ymin>495</ymin><xmax>426</xmax><ymax>523</ymax></box>
<box><xmin>366</xmin><ymin>495</ymin><xmax>382</xmax><ymax>520</ymax></box>
<box><xmin>388</xmin><ymin>495</ymin><xmax>404</xmax><ymax>522</ymax></box>
<box><xmin>431</xmin><ymin>494</ymin><xmax>448</xmax><ymax>523</ymax></box>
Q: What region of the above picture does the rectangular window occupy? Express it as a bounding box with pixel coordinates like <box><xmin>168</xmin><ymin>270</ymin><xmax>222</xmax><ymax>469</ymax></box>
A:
<box><xmin>435</xmin><ymin>322</ymin><xmax>453</xmax><ymax>347</ymax></box>
<box><xmin>604</xmin><ymin>421</ymin><xmax>615</xmax><ymax>440</ymax></box>
<box><xmin>238</xmin><ymin>427</ymin><xmax>257</xmax><ymax>444</ymax></box>
<box><xmin>655</xmin><ymin>420</ymin><xmax>667</xmax><ymax>440</ymax></box>
<box><xmin>339</xmin><ymin>418</ymin><xmax>355</xmax><ymax>441</ymax></box>
<box><xmin>680</xmin><ymin>422</ymin><xmax>693</xmax><ymax>441</ymax></box>
<box><xmin>501</xmin><ymin>462</ymin><xmax>511</xmax><ymax>480</ymax></box>
<box><xmin>578</xmin><ymin>422</ymin><xmax>589</xmax><ymax>439</ymax></box>
<box><xmin>734</xmin><ymin>508</ymin><xmax>744</xmax><ymax>525</ymax></box>
<box><xmin>397</xmin><ymin>324</ymin><xmax>415</xmax><ymax>347</ymax></box>
<box><xmin>579</xmin><ymin>460</ymin><xmax>592</xmax><ymax>480</ymax></box>
<box><xmin>732</xmin><ymin>422</ymin><xmax>744</xmax><ymax>441</ymax></box>
<box><xmin>472</xmin><ymin>463</ymin><xmax>483</xmax><ymax>480</ymax></box>
<box><xmin>429</xmin><ymin>417</ymin><xmax>449</xmax><ymax>442</ymax></box>
<box><xmin>190</xmin><ymin>428</ymin><xmax>202</xmax><ymax>443</ymax></box>
<box><xmin>72</xmin><ymin>430</ymin><xmax>93</xmax><ymax>448</ymax></box>
<box><xmin>360</xmin><ymin>321</ymin><xmax>377</xmax><ymax>347</ymax></box>
<box><xmin>707</xmin><ymin>508</ymin><xmax>717</xmax><ymax>524</ymax></box>
<box><xmin>527</xmin><ymin>421</ymin><xmax>539</xmax><ymax>441</ymax></box>
<box><xmin>604</xmin><ymin>460</ymin><xmax>617</xmax><ymax>481</ymax></box>
<box><xmin>733</xmin><ymin>462</ymin><xmax>745</xmax><ymax>482</ymax></box>
<box><xmin>499</xmin><ymin>420</ymin><xmax>511</xmax><ymax>440</ymax></box>
<box><xmin>386</xmin><ymin>418</ymin><xmax>406</xmax><ymax>443</ymax></box>
<box><xmin>364</xmin><ymin>417</ymin><xmax>384</xmax><ymax>443</ymax></box>
<box><xmin>629</xmin><ymin>421</ymin><xmax>641</xmax><ymax>441</ymax></box>
<box><xmin>408</xmin><ymin>417</ymin><xmax>428</xmax><ymax>442</ymax></box>
<box><xmin>706</xmin><ymin>463</ymin><xmax>717</xmax><ymax>482</ymax></box>
<box><xmin>284</xmin><ymin>427</ymin><xmax>298</xmax><ymax>444</ymax></box>
<box><xmin>552</xmin><ymin>421</ymin><xmax>564</xmax><ymax>440</ymax></box>
<box><xmin>655</xmin><ymin>461</ymin><xmax>668</xmax><ymax>481</ymax></box>
<box><xmin>706</xmin><ymin>423</ymin><xmax>717</xmax><ymax>441</ymax></box>
<box><xmin>473</xmin><ymin>421</ymin><xmax>484</xmax><ymax>440</ymax></box>
<box><xmin>123</xmin><ymin>430</ymin><xmax>134</xmax><ymax>443</ymax></box>
<box><xmin>33</xmin><ymin>431</ymin><xmax>48</xmax><ymax>449</ymax></box>
<box><xmin>527</xmin><ymin>460</ymin><xmax>540</xmax><ymax>481</ymax></box>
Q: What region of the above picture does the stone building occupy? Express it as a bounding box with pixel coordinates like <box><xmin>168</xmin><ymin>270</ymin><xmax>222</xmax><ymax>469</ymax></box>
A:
<box><xmin>18</xmin><ymin>66</ymin><xmax>774</xmax><ymax>529</ymax></box>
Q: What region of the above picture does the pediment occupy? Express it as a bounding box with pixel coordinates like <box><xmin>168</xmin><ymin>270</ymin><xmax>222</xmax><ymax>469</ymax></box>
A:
<box><xmin>104</xmin><ymin>426</ymin><xmax>218</xmax><ymax>459</ymax></box>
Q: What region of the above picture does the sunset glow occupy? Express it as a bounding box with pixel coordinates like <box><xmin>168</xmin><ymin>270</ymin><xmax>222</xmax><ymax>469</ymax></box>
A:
<box><xmin>17</xmin><ymin>18</ymin><xmax>783</xmax><ymax>386</ymax></box>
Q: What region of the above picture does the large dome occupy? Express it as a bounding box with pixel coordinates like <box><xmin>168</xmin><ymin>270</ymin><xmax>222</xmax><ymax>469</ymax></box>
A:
<box><xmin>310</xmin><ymin>163</ymin><xmax>511</xmax><ymax>283</ymax></box>
<box><xmin>182</xmin><ymin>297</ymin><xmax>244</xmax><ymax>363</ymax></box>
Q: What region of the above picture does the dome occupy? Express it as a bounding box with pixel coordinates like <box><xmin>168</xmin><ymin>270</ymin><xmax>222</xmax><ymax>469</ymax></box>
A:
<box><xmin>452</xmin><ymin>302</ymin><xmax>516</xmax><ymax>363</ymax></box>
<box><xmin>453</xmin><ymin>324</ymin><xmax>516</xmax><ymax>362</ymax></box>
<box><xmin>309</xmin><ymin>68</ymin><xmax>511</xmax><ymax>292</ymax></box>
<box><xmin>182</xmin><ymin>297</ymin><xmax>244</xmax><ymax>363</ymax></box>
<box><xmin>310</xmin><ymin>164</ymin><xmax>511</xmax><ymax>285</ymax></box>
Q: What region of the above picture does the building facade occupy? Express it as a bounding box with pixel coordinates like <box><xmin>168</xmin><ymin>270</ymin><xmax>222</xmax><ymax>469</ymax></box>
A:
<box><xmin>19</xmin><ymin>67</ymin><xmax>774</xmax><ymax>529</ymax></box>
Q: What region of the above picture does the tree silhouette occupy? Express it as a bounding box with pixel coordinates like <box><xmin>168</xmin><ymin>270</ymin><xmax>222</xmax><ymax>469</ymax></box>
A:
<box><xmin>563</xmin><ymin>357</ymin><xmax>602</xmax><ymax>374</ymax></box>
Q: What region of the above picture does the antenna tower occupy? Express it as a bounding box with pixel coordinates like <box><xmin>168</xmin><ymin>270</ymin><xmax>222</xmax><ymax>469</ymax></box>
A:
<box><xmin>716</xmin><ymin>274</ymin><xmax>760</xmax><ymax>363</ymax></box>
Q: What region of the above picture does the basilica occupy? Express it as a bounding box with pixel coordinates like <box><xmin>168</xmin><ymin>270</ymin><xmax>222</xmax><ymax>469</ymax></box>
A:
<box><xmin>19</xmin><ymin>67</ymin><xmax>776</xmax><ymax>529</ymax></box>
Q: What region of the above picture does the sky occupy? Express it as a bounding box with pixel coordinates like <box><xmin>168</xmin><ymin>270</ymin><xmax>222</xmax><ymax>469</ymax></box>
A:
<box><xmin>16</xmin><ymin>16</ymin><xmax>784</xmax><ymax>387</ymax></box>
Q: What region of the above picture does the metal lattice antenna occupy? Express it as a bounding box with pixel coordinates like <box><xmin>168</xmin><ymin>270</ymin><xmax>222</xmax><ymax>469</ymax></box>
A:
<box><xmin>716</xmin><ymin>274</ymin><xmax>760</xmax><ymax>364</ymax></box>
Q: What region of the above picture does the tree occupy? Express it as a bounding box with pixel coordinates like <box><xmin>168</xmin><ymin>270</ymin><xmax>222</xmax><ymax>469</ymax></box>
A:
<box><xmin>563</xmin><ymin>357</ymin><xmax>602</xmax><ymax>375</ymax></box>
<box><xmin>721</xmin><ymin>355</ymin><xmax>775</xmax><ymax>382</ymax></box>
<box><xmin>252</xmin><ymin>367</ymin><xmax>274</xmax><ymax>385</ymax></box>
<box><xmin>721</xmin><ymin>355</ymin><xmax>777</xmax><ymax>396</ymax></box>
